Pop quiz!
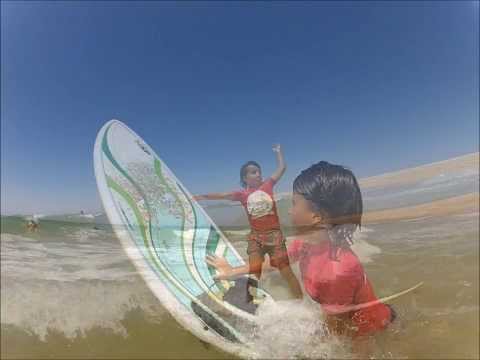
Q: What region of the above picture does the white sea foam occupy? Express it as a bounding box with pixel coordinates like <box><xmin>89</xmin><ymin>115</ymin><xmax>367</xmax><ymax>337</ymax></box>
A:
<box><xmin>1</xmin><ymin>277</ymin><xmax>166</xmax><ymax>341</ymax></box>
<box><xmin>248</xmin><ymin>297</ymin><xmax>347</xmax><ymax>359</ymax></box>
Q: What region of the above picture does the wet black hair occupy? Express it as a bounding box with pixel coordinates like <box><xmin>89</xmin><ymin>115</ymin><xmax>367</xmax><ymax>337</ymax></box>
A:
<box><xmin>293</xmin><ymin>161</ymin><xmax>363</xmax><ymax>250</ymax></box>
<box><xmin>240</xmin><ymin>161</ymin><xmax>261</xmax><ymax>188</ymax></box>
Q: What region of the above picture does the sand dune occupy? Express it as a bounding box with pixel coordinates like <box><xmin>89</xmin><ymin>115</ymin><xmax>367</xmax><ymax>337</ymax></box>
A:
<box><xmin>275</xmin><ymin>152</ymin><xmax>479</xmax><ymax>200</ymax></box>
<box><xmin>359</xmin><ymin>152</ymin><xmax>479</xmax><ymax>189</ymax></box>
<box><xmin>363</xmin><ymin>192</ymin><xmax>479</xmax><ymax>224</ymax></box>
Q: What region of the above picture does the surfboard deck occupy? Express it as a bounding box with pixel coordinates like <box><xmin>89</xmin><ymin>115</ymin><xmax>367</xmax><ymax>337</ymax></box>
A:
<box><xmin>93</xmin><ymin>119</ymin><xmax>264</xmax><ymax>357</ymax></box>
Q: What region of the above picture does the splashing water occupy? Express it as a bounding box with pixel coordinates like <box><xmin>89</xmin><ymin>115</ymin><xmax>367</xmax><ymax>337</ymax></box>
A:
<box><xmin>246</xmin><ymin>297</ymin><xmax>347</xmax><ymax>359</ymax></box>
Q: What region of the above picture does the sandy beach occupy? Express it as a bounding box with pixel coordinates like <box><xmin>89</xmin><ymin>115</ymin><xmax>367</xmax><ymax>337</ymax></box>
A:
<box><xmin>359</xmin><ymin>152</ymin><xmax>479</xmax><ymax>189</ymax></box>
<box><xmin>363</xmin><ymin>192</ymin><xmax>479</xmax><ymax>224</ymax></box>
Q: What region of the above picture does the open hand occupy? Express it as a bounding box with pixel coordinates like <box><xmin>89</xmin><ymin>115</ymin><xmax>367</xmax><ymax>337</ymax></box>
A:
<box><xmin>206</xmin><ymin>254</ymin><xmax>234</xmax><ymax>280</ymax></box>
<box><xmin>272</xmin><ymin>144</ymin><xmax>282</xmax><ymax>153</ymax></box>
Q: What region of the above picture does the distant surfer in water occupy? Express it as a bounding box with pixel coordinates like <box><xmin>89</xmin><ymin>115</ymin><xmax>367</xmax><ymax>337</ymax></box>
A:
<box><xmin>194</xmin><ymin>144</ymin><xmax>303</xmax><ymax>299</ymax></box>
<box><xmin>207</xmin><ymin>161</ymin><xmax>396</xmax><ymax>339</ymax></box>
<box><xmin>26</xmin><ymin>219</ymin><xmax>39</xmax><ymax>232</ymax></box>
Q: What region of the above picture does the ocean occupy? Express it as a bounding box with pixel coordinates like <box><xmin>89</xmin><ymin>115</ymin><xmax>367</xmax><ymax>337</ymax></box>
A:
<box><xmin>1</xmin><ymin>155</ymin><xmax>479</xmax><ymax>359</ymax></box>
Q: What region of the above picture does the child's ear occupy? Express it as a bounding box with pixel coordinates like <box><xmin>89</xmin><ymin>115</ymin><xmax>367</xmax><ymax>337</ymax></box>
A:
<box><xmin>311</xmin><ymin>213</ymin><xmax>323</xmax><ymax>226</ymax></box>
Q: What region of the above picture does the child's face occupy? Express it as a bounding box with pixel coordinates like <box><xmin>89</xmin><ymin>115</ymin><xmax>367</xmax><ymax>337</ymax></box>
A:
<box><xmin>243</xmin><ymin>165</ymin><xmax>262</xmax><ymax>188</ymax></box>
<box><xmin>289</xmin><ymin>193</ymin><xmax>320</xmax><ymax>228</ymax></box>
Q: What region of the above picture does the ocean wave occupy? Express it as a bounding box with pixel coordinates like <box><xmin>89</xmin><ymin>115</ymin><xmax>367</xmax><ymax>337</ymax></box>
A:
<box><xmin>224</xmin><ymin>229</ymin><xmax>250</xmax><ymax>236</ymax></box>
<box><xmin>0</xmin><ymin>278</ymin><xmax>166</xmax><ymax>341</ymax></box>
<box><xmin>1</xmin><ymin>233</ymin><xmax>135</xmax><ymax>282</ymax></box>
<box><xmin>363</xmin><ymin>172</ymin><xmax>478</xmax><ymax>202</ymax></box>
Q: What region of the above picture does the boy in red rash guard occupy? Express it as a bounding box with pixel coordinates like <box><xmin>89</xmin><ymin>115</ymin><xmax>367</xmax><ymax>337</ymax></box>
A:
<box><xmin>195</xmin><ymin>145</ymin><xmax>302</xmax><ymax>299</ymax></box>
<box><xmin>207</xmin><ymin>161</ymin><xmax>395</xmax><ymax>338</ymax></box>
<box><xmin>286</xmin><ymin>228</ymin><xmax>393</xmax><ymax>337</ymax></box>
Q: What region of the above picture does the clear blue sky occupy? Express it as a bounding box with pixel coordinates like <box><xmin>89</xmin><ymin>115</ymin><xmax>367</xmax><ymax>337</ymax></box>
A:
<box><xmin>1</xmin><ymin>1</ymin><xmax>478</xmax><ymax>215</ymax></box>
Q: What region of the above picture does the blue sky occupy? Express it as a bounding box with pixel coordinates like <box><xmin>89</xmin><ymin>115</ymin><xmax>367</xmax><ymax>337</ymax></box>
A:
<box><xmin>1</xmin><ymin>1</ymin><xmax>478</xmax><ymax>215</ymax></box>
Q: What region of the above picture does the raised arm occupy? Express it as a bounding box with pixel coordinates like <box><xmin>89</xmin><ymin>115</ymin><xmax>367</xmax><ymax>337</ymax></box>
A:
<box><xmin>270</xmin><ymin>144</ymin><xmax>286</xmax><ymax>183</ymax></box>
<box><xmin>193</xmin><ymin>192</ymin><xmax>238</xmax><ymax>201</ymax></box>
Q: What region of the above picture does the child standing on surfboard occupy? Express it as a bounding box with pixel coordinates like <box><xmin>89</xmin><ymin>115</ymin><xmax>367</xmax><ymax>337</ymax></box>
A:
<box><xmin>194</xmin><ymin>145</ymin><xmax>303</xmax><ymax>299</ymax></box>
<box><xmin>206</xmin><ymin>161</ymin><xmax>396</xmax><ymax>338</ymax></box>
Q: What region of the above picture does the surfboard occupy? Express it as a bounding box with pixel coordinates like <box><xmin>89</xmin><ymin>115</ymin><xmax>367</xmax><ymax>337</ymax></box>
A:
<box><xmin>93</xmin><ymin>120</ymin><xmax>265</xmax><ymax>357</ymax></box>
<box><xmin>320</xmin><ymin>281</ymin><xmax>424</xmax><ymax>315</ymax></box>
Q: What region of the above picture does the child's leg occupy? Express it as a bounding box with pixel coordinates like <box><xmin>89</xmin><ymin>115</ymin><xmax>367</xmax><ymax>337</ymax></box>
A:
<box><xmin>246</xmin><ymin>238</ymin><xmax>264</xmax><ymax>280</ymax></box>
<box><xmin>278</xmin><ymin>265</ymin><xmax>303</xmax><ymax>299</ymax></box>
<box><xmin>248</xmin><ymin>253</ymin><xmax>264</xmax><ymax>280</ymax></box>
<box><xmin>268</xmin><ymin>231</ymin><xmax>303</xmax><ymax>299</ymax></box>
<box><xmin>247</xmin><ymin>253</ymin><xmax>264</xmax><ymax>299</ymax></box>
<box><xmin>269</xmin><ymin>247</ymin><xmax>303</xmax><ymax>298</ymax></box>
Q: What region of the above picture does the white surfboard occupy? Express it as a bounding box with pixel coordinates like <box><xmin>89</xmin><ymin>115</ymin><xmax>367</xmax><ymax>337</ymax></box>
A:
<box><xmin>93</xmin><ymin>120</ymin><xmax>265</xmax><ymax>358</ymax></box>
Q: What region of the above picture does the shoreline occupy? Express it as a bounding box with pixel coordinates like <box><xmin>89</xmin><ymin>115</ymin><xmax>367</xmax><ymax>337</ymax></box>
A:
<box><xmin>362</xmin><ymin>192</ymin><xmax>479</xmax><ymax>224</ymax></box>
